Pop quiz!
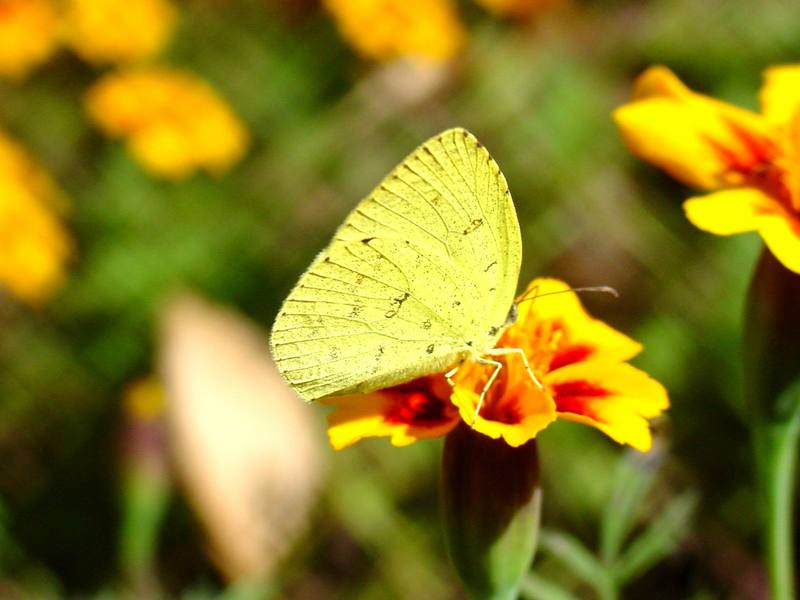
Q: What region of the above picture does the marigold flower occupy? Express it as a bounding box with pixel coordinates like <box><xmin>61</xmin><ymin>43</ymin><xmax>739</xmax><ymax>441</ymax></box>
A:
<box><xmin>615</xmin><ymin>65</ymin><xmax>800</xmax><ymax>274</ymax></box>
<box><xmin>323</xmin><ymin>0</ymin><xmax>465</xmax><ymax>63</ymax></box>
<box><xmin>63</xmin><ymin>0</ymin><xmax>177</xmax><ymax>65</ymax></box>
<box><xmin>0</xmin><ymin>131</ymin><xmax>72</xmax><ymax>303</ymax></box>
<box><xmin>0</xmin><ymin>0</ymin><xmax>59</xmax><ymax>81</ymax></box>
<box><xmin>325</xmin><ymin>278</ymin><xmax>668</xmax><ymax>452</ymax></box>
<box><xmin>85</xmin><ymin>68</ymin><xmax>249</xmax><ymax>179</ymax></box>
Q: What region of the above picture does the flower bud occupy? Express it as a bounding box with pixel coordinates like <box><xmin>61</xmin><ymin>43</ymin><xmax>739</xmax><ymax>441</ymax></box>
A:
<box><xmin>441</xmin><ymin>423</ymin><xmax>541</xmax><ymax>600</ymax></box>
<box><xmin>743</xmin><ymin>248</ymin><xmax>800</xmax><ymax>421</ymax></box>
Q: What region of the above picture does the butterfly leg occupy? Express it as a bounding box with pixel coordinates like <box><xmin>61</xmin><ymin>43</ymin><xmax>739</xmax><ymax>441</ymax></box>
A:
<box><xmin>445</xmin><ymin>363</ymin><xmax>462</xmax><ymax>388</ymax></box>
<box><xmin>485</xmin><ymin>346</ymin><xmax>543</xmax><ymax>390</ymax></box>
<box><xmin>472</xmin><ymin>357</ymin><xmax>503</xmax><ymax>426</ymax></box>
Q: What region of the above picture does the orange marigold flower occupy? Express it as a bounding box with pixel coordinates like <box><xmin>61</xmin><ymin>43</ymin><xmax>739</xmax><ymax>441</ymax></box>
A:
<box><xmin>324</xmin><ymin>278</ymin><xmax>668</xmax><ymax>452</ymax></box>
<box><xmin>323</xmin><ymin>0</ymin><xmax>465</xmax><ymax>63</ymax></box>
<box><xmin>63</xmin><ymin>0</ymin><xmax>177</xmax><ymax>65</ymax></box>
<box><xmin>85</xmin><ymin>67</ymin><xmax>249</xmax><ymax>179</ymax></box>
<box><xmin>0</xmin><ymin>0</ymin><xmax>59</xmax><ymax>81</ymax></box>
<box><xmin>0</xmin><ymin>131</ymin><xmax>72</xmax><ymax>303</ymax></box>
<box><xmin>615</xmin><ymin>65</ymin><xmax>800</xmax><ymax>274</ymax></box>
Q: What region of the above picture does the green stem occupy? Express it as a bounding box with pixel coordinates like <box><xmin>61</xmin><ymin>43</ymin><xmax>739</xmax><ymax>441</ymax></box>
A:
<box><xmin>754</xmin><ymin>395</ymin><xmax>800</xmax><ymax>600</ymax></box>
<box><xmin>596</xmin><ymin>579</ymin><xmax>618</xmax><ymax>600</ymax></box>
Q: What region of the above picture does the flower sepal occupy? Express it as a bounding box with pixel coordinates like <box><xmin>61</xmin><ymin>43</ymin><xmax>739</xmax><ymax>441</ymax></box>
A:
<box><xmin>440</xmin><ymin>422</ymin><xmax>540</xmax><ymax>600</ymax></box>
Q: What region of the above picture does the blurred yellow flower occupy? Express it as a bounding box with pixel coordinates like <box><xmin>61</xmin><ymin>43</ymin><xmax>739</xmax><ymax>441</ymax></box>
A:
<box><xmin>0</xmin><ymin>0</ymin><xmax>59</xmax><ymax>80</ymax></box>
<box><xmin>63</xmin><ymin>0</ymin><xmax>177</xmax><ymax>65</ymax></box>
<box><xmin>0</xmin><ymin>131</ymin><xmax>71</xmax><ymax>303</ymax></box>
<box><xmin>476</xmin><ymin>0</ymin><xmax>565</xmax><ymax>19</ymax></box>
<box><xmin>85</xmin><ymin>68</ymin><xmax>250</xmax><ymax>179</ymax></box>
<box><xmin>324</xmin><ymin>0</ymin><xmax>465</xmax><ymax>63</ymax></box>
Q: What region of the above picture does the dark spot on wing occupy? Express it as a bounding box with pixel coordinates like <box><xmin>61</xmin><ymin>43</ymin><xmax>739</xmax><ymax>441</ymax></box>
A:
<box><xmin>466</xmin><ymin>341</ymin><xmax>473</xmax><ymax>347</ymax></box>
<box><xmin>422</xmin><ymin>319</ymin><xmax>431</xmax><ymax>330</ymax></box>
<box><xmin>393</xmin><ymin>292</ymin><xmax>410</xmax><ymax>307</ymax></box>
<box><xmin>426</xmin><ymin>344</ymin><xmax>434</xmax><ymax>354</ymax></box>
<box><xmin>385</xmin><ymin>309</ymin><xmax>397</xmax><ymax>318</ymax></box>
<box><xmin>484</xmin><ymin>260</ymin><xmax>497</xmax><ymax>272</ymax></box>
<box><xmin>323</xmin><ymin>256</ymin><xmax>330</xmax><ymax>262</ymax></box>
<box><xmin>463</xmin><ymin>218</ymin><xmax>483</xmax><ymax>235</ymax></box>
<box><xmin>452</xmin><ymin>300</ymin><xmax>461</xmax><ymax>308</ymax></box>
<box><xmin>488</xmin><ymin>326</ymin><xmax>499</xmax><ymax>337</ymax></box>
<box><xmin>361</xmin><ymin>237</ymin><xmax>375</xmax><ymax>244</ymax></box>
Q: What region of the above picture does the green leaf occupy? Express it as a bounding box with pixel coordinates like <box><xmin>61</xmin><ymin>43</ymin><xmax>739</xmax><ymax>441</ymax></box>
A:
<box><xmin>538</xmin><ymin>530</ymin><xmax>607</xmax><ymax>588</ymax></box>
<box><xmin>520</xmin><ymin>573</ymin><xmax>581</xmax><ymax>600</ymax></box>
<box><xmin>600</xmin><ymin>453</ymin><xmax>658</xmax><ymax>564</ymax></box>
<box><xmin>613</xmin><ymin>491</ymin><xmax>697</xmax><ymax>585</ymax></box>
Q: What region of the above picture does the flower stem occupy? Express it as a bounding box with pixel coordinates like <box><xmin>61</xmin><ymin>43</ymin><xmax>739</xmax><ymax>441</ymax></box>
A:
<box><xmin>754</xmin><ymin>393</ymin><xmax>800</xmax><ymax>600</ymax></box>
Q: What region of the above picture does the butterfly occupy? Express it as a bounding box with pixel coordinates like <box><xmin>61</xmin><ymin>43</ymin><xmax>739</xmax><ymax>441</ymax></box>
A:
<box><xmin>271</xmin><ymin>128</ymin><xmax>531</xmax><ymax>408</ymax></box>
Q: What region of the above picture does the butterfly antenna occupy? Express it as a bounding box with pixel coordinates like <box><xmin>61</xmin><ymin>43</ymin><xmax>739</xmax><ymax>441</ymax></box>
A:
<box><xmin>517</xmin><ymin>285</ymin><xmax>619</xmax><ymax>305</ymax></box>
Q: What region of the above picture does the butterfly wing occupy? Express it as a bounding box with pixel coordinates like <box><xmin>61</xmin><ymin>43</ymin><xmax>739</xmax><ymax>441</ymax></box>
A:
<box><xmin>270</xmin><ymin>128</ymin><xmax>522</xmax><ymax>401</ymax></box>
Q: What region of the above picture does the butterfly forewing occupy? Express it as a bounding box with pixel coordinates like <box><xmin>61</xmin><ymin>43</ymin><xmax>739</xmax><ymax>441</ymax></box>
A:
<box><xmin>270</xmin><ymin>128</ymin><xmax>522</xmax><ymax>401</ymax></box>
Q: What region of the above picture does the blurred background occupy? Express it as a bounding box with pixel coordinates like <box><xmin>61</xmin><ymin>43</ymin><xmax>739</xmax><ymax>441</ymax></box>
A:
<box><xmin>1</xmin><ymin>0</ymin><xmax>800</xmax><ymax>598</ymax></box>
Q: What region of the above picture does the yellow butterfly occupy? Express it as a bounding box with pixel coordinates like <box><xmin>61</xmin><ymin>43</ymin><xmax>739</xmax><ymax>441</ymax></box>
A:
<box><xmin>271</xmin><ymin>128</ymin><xmax>531</xmax><ymax>406</ymax></box>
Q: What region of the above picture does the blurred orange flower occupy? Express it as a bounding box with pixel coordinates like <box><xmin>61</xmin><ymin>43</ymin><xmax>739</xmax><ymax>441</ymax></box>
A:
<box><xmin>615</xmin><ymin>65</ymin><xmax>800</xmax><ymax>274</ymax></box>
<box><xmin>323</xmin><ymin>0</ymin><xmax>465</xmax><ymax>63</ymax></box>
<box><xmin>0</xmin><ymin>131</ymin><xmax>72</xmax><ymax>303</ymax></box>
<box><xmin>325</xmin><ymin>278</ymin><xmax>668</xmax><ymax>452</ymax></box>
<box><xmin>0</xmin><ymin>0</ymin><xmax>59</xmax><ymax>81</ymax></box>
<box><xmin>63</xmin><ymin>0</ymin><xmax>177</xmax><ymax>65</ymax></box>
<box><xmin>85</xmin><ymin>68</ymin><xmax>249</xmax><ymax>179</ymax></box>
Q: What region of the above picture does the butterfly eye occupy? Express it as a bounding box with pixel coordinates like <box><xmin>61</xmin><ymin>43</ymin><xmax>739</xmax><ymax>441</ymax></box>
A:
<box><xmin>505</xmin><ymin>304</ymin><xmax>518</xmax><ymax>326</ymax></box>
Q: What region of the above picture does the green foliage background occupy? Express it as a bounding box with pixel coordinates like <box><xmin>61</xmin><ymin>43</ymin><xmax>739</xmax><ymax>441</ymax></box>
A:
<box><xmin>1</xmin><ymin>0</ymin><xmax>799</xmax><ymax>598</ymax></box>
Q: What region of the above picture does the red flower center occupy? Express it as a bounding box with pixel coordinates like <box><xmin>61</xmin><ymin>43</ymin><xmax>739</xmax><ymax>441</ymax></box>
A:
<box><xmin>710</xmin><ymin>117</ymin><xmax>794</xmax><ymax>210</ymax></box>
<box><xmin>384</xmin><ymin>378</ymin><xmax>456</xmax><ymax>426</ymax></box>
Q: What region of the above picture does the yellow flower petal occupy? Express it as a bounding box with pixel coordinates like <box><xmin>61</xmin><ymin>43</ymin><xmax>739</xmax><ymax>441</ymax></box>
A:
<box><xmin>323</xmin><ymin>0</ymin><xmax>464</xmax><ymax>63</ymax></box>
<box><xmin>546</xmin><ymin>361</ymin><xmax>668</xmax><ymax>452</ymax></box>
<box><xmin>631</xmin><ymin>65</ymin><xmax>691</xmax><ymax>100</ymax></box>
<box><xmin>683</xmin><ymin>188</ymin><xmax>779</xmax><ymax>235</ymax></box>
<box><xmin>323</xmin><ymin>377</ymin><xmax>459</xmax><ymax>449</ymax></box>
<box><xmin>451</xmin><ymin>382</ymin><xmax>557</xmax><ymax>448</ymax></box>
<box><xmin>758</xmin><ymin>212</ymin><xmax>800</xmax><ymax>274</ymax></box>
<box><xmin>514</xmin><ymin>278</ymin><xmax>643</xmax><ymax>365</ymax></box>
<box><xmin>0</xmin><ymin>0</ymin><xmax>59</xmax><ymax>81</ymax></box>
<box><xmin>684</xmin><ymin>188</ymin><xmax>800</xmax><ymax>273</ymax></box>
<box><xmin>63</xmin><ymin>0</ymin><xmax>177</xmax><ymax>65</ymax></box>
<box><xmin>0</xmin><ymin>132</ymin><xmax>71</xmax><ymax>303</ymax></box>
<box><xmin>615</xmin><ymin>66</ymin><xmax>773</xmax><ymax>190</ymax></box>
<box><xmin>760</xmin><ymin>64</ymin><xmax>800</xmax><ymax>126</ymax></box>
